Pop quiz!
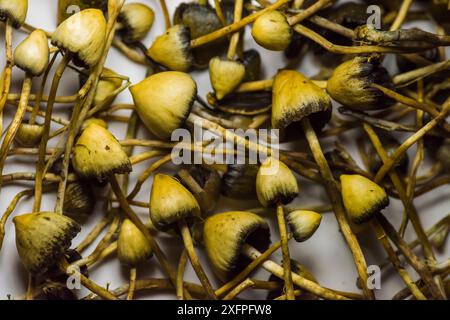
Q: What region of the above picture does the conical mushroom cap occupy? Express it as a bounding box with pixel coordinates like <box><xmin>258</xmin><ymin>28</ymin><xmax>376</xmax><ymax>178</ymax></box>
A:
<box><xmin>51</xmin><ymin>8</ymin><xmax>106</xmax><ymax>68</ymax></box>
<box><xmin>147</xmin><ymin>24</ymin><xmax>192</xmax><ymax>72</ymax></box>
<box><xmin>340</xmin><ymin>174</ymin><xmax>389</xmax><ymax>224</ymax></box>
<box><xmin>0</xmin><ymin>0</ymin><xmax>28</xmax><ymax>28</ymax></box>
<box><xmin>203</xmin><ymin>211</ymin><xmax>270</xmax><ymax>281</ymax></box>
<box><xmin>251</xmin><ymin>10</ymin><xmax>292</xmax><ymax>51</ymax></box>
<box><xmin>150</xmin><ymin>174</ymin><xmax>201</xmax><ymax>231</ymax></box>
<box><xmin>63</xmin><ymin>182</ymin><xmax>95</xmax><ymax>217</ymax></box>
<box><xmin>13</xmin><ymin>212</ymin><xmax>80</xmax><ymax>275</ymax></box>
<box><xmin>130</xmin><ymin>71</ymin><xmax>197</xmax><ymax>139</ymax></box>
<box><xmin>286</xmin><ymin>210</ymin><xmax>322</xmax><ymax>242</ymax></box>
<box><xmin>14</xmin><ymin>29</ymin><xmax>49</xmax><ymax>76</ymax></box>
<box><xmin>91</xmin><ymin>68</ymin><xmax>123</xmax><ymax>107</ymax></box>
<box><xmin>209</xmin><ymin>56</ymin><xmax>246</xmax><ymax>100</ymax></box>
<box><xmin>15</xmin><ymin>123</ymin><xmax>44</xmax><ymax>147</ymax></box>
<box><xmin>326</xmin><ymin>57</ymin><xmax>393</xmax><ymax>110</ymax></box>
<box><xmin>117</xmin><ymin>219</ymin><xmax>153</xmax><ymax>266</ymax></box>
<box><xmin>72</xmin><ymin>123</ymin><xmax>131</xmax><ymax>181</ymax></box>
<box><xmin>118</xmin><ymin>3</ymin><xmax>154</xmax><ymax>43</ymax></box>
<box><xmin>256</xmin><ymin>157</ymin><xmax>299</xmax><ymax>207</ymax></box>
<box><xmin>272</xmin><ymin>70</ymin><xmax>331</xmax><ymax>129</ymax></box>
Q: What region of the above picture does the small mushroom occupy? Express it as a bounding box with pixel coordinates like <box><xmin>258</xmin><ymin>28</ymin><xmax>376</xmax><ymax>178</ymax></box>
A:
<box><xmin>13</xmin><ymin>212</ymin><xmax>80</xmax><ymax>275</ymax></box>
<box><xmin>0</xmin><ymin>0</ymin><xmax>28</xmax><ymax>28</ymax></box>
<box><xmin>14</xmin><ymin>123</ymin><xmax>44</xmax><ymax>147</ymax></box>
<box><xmin>117</xmin><ymin>3</ymin><xmax>155</xmax><ymax>44</ymax></box>
<box><xmin>147</xmin><ymin>24</ymin><xmax>193</xmax><ymax>72</ymax></box>
<box><xmin>14</xmin><ymin>29</ymin><xmax>49</xmax><ymax>77</ymax></box>
<box><xmin>63</xmin><ymin>182</ymin><xmax>96</xmax><ymax>217</ymax></box>
<box><xmin>340</xmin><ymin>174</ymin><xmax>389</xmax><ymax>224</ymax></box>
<box><xmin>129</xmin><ymin>71</ymin><xmax>197</xmax><ymax>139</ymax></box>
<box><xmin>256</xmin><ymin>157</ymin><xmax>299</xmax><ymax>299</ymax></box>
<box><xmin>286</xmin><ymin>210</ymin><xmax>322</xmax><ymax>242</ymax></box>
<box><xmin>150</xmin><ymin>174</ymin><xmax>217</xmax><ymax>299</ymax></box>
<box><xmin>327</xmin><ymin>56</ymin><xmax>394</xmax><ymax>111</ymax></box>
<box><xmin>72</xmin><ymin>123</ymin><xmax>131</xmax><ymax>181</ymax></box>
<box><xmin>221</xmin><ymin>164</ymin><xmax>258</xmax><ymax>199</ymax></box>
<box><xmin>209</xmin><ymin>56</ymin><xmax>246</xmax><ymax>100</ymax></box>
<box><xmin>51</xmin><ymin>8</ymin><xmax>107</xmax><ymax>68</ymax></box>
<box><xmin>251</xmin><ymin>10</ymin><xmax>292</xmax><ymax>51</ymax></box>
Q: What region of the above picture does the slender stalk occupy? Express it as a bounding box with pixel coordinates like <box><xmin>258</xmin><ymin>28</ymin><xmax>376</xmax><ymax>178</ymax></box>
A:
<box><xmin>301</xmin><ymin>117</ymin><xmax>374</xmax><ymax>299</ymax></box>
<box><xmin>0</xmin><ymin>20</ymin><xmax>14</xmax><ymax>134</ymax></box>
<box><xmin>179</xmin><ymin>221</ymin><xmax>217</xmax><ymax>300</ymax></box>
<box><xmin>0</xmin><ymin>76</ymin><xmax>32</xmax><ymax>189</ymax></box>
<box><xmin>176</xmin><ymin>249</ymin><xmax>188</xmax><ymax>300</ymax></box>
<box><xmin>160</xmin><ymin>0</ymin><xmax>171</xmax><ymax>30</ymax></box>
<box><xmin>126</xmin><ymin>268</ymin><xmax>137</xmax><ymax>300</ymax></box>
<box><xmin>276</xmin><ymin>205</ymin><xmax>295</xmax><ymax>300</ymax></box>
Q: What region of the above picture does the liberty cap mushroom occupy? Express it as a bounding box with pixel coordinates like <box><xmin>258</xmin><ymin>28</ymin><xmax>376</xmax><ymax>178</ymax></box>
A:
<box><xmin>286</xmin><ymin>210</ymin><xmax>322</xmax><ymax>242</ymax></box>
<box><xmin>13</xmin><ymin>212</ymin><xmax>80</xmax><ymax>275</ymax></box>
<box><xmin>117</xmin><ymin>3</ymin><xmax>155</xmax><ymax>44</ymax></box>
<box><xmin>252</xmin><ymin>10</ymin><xmax>292</xmax><ymax>51</ymax></box>
<box><xmin>0</xmin><ymin>0</ymin><xmax>28</xmax><ymax>28</ymax></box>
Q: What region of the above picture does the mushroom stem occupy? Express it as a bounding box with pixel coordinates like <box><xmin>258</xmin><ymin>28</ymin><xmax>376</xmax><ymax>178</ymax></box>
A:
<box><xmin>300</xmin><ymin>117</ymin><xmax>374</xmax><ymax>299</ymax></box>
<box><xmin>159</xmin><ymin>0</ymin><xmax>171</xmax><ymax>30</ymax></box>
<box><xmin>108</xmin><ymin>175</ymin><xmax>193</xmax><ymax>300</ymax></box>
<box><xmin>59</xmin><ymin>259</ymin><xmax>118</xmax><ymax>300</ymax></box>
<box><xmin>113</xmin><ymin>37</ymin><xmax>148</xmax><ymax>65</ymax></box>
<box><xmin>176</xmin><ymin>249</ymin><xmax>188</xmax><ymax>300</ymax></box>
<box><xmin>0</xmin><ymin>75</ymin><xmax>32</xmax><ymax>189</ymax></box>
<box><xmin>389</xmin><ymin>0</ymin><xmax>413</xmax><ymax>31</ymax></box>
<box><xmin>223</xmin><ymin>278</ymin><xmax>255</xmax><ymax>300</ymax></box>
<box><xmin>179</xmin><ymin>220</ymin><xmax>218</xmax><ymax>300</ymax></box>
<box><xmin>374</xmin><ymin>101</ymin><xmax>450</xmax><ymax>182</ymax></box>
<box><xmin>276</xmin><ymin>204</ymin><xmax>295</xmax><ymax>300</ymax></box>
<box><xmin>242</xmin><ymin>244</ymin><xmax>349</xmax><ymax>300</ymax></box>
<box><xmin>371</xmin><ymin>220</ymin><xmax>427</xmax><ymax>300</ymax></box>
<box><xmin>33</xmin><ymin>53</ymin><xmax>71</xmax><ymax>212</ymax></box>
<box><xmin>29</xmin><ymin>53</ymin><xmax>57</xmax><ymax>125</ymax></box>
<box><xmin>226</xmin><ymin>0</ymin><xmax>244</xmax><ymax>60</ymax></box>
<box><xmin>190</xmin><ymin>0</ymin><xmax>290</xmax><ymax>48</ymax></box>
<box><xmin>0</xmin><ymin>19</ymin><xmax>14</xmax><ymax>134</ymax></box>
<box><xmin>126</xmin><ymin>267</ymin><xmax>137</xmax><ymax>300</ymax></box>
<box><xmin>286</xmin><ymin>0</ymin><xmax>333</xmax><ymax>25</ymax></box>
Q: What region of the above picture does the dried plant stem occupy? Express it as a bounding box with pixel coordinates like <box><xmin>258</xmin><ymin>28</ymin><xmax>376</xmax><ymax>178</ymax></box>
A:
<box><xmin>59</xmin><ymin>259</ymin><xmax>118</xmax><ymax>300</ymax></box>
<box><xmin>389</xmin><ymin>0</ymin><xmax>413</xmax><ymax>31</ymax></box>
<box><xmin>33</xmin><ymin>54</ymin><xmax>71</xmax><ymax>212</ymax></box>
<box><xmin>276</xmin><ymin>204</ymin><xmax>295</xmax><ymax>300</ymax></box>
<box><xmin>76</xmin><ymin>213</ymin><xmax>112</xmax><ymax>253</ymax></box>
<box><xmin>109</xmin><ymin>175</ymin><xmax>193</xmax><ymax>300</ymax></box>
<box><xmin>160</xmin><ymin>0</ymin><xmax>171</xmax><ymax>30</ymax></box>
<box><xmin>293</xmin><ymin>24</ymin><xmax>432</xmax><ymax>55</ymax></box>
<box><xmin>113</xmin><ymin>38</ymin><xmax>148</xmax><ymax>65</ymax></box>
<box><xmin>374</xmin><ymin>102</ymin><xmax>450</xmax><ymax>182</ymax></box>
<box><xmin>286</xmin><ymin>0</ymin><xmax>333</xmax><ymax>25</ymax></box>
<box><xmin>0</xmin><ymin>76</ymin><xmax>32</xmax><ymax>189</ymax></box>
<box><xmin>371</xmin><ymin>220</ymin><xmax>427</xmax><ymax>300</ymax></box>
<box><xmin>179</xmin><ymin>221</ymin><xmax>218</xmax><ymax>300</ymax></box>
<box><xmin>191</xmin><ymin>0</ymin><xmax>290</xmax><ymax>48</ymax></box>
<box><xmin>364</xmin><ymin>123</ymin><xmax>446</xmax><ymax>299</ymax></box>
<box><xmin>226</xmin><ymin>0</ymin><xmax>243</xmax><ymax>60</ymax></box>
<box><xmin>301</xmin><ymin>118</ymin><xmax>374</xmax><ymax>299</ymax></box>
<box><xmin>176</xmin><ymin>249</ymin><xmax>188</xmax><ymax>300</ymax></box>
<box><xmin>126</xmin><ymin>268</ymin><xmax>137</xmax><ymax>300</ymax></box>
<box><xmin>214</xmin><ymin>0</ymin><xmax>227</xmax><ymax>26</ymax></box>
<box><xmin>242</xmin><ymin>244</ymin><xmax>349</xmax><ymax>300</ymax></box>
<box><xmin>0</xmin><ymin>20</ymin><xmax>14</xmax><ymax>134</ymax></box>
<box><xmin>223</xmin><ymin>278</ymin><xmax>255</xmax><ymax>300</ymax></box>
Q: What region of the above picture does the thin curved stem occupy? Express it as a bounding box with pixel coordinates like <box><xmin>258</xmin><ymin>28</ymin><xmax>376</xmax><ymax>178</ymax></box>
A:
<box><xmin>276</xmin><ymin>204</ymin><xmax>295</xmax><ymax>300</ymax></box>
<box><xmin>126</xmin><ymin>268</ymin><xmax>137</xmax><ymax>300</ymax></box>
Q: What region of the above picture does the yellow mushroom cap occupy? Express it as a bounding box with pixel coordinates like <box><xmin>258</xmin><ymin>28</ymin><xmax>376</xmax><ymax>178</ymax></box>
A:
<box><xmin>147</xmin><ymin>24</ymin><xmax>192</xmax><ymax>72</ymax></box>
<box><xmin>14</xmin><ymin>29</ymin><xmax>49</xmax><ymax>76</ymax></box>
<box><xmin>286</xmin><ymin>210</ymin><xmax>322</xmax><ymax>242</ymax></box>
<box><xmin>129</xmin><ymin>71</ymin><xmax>197</xmax><ymax>140</ymax></box>
<box><xmin>340</xmin><ymin>174</ymin><xmax>389</xmax><ymax>224</ymax></box>
<box><xmin>326</xmin><ymin>57</ymin><xmax>393</xmax><ymax>110</ymax></box>
<box><xmin>15</xmin><ymin>123</ymin><xmax>44</xmax><ymax>147</ymax></box>
<box><xmin>256</xmin><ymin>157</ymin><xmax>299</xmax><ymax>207</ymax></box>
<box><xmin>251</xmin><ymin>10</ymin><xmax>292</xmax><ymax>51</ymax></box>
<box><xmin>272</xmin><ymin>70</ymin><xmax>331</xmax><ymax>129</ymax></box>
<box><xmin>117</xmin><ymin>219</ymin><xmax>153</xmax><ymax>266</ymax></box>
<box><xmin>51</xmin><ymin>8</ymin><xmax>106</xmax><ymax>68</ymax></box>
<box><xmin>203</xmin><ymin>211</ymin><xmax>270</xmax><ymax>281</ymax></box>
<box><xmin>81</xmin><ymin>117</ymin><xmax>108</xmax><ymax>131</ymax></box>
<box><xmin>118</xmin><ymin>2</ymin><xmax>154</xmax><ymax>43</ymax></box>
<box><xmin>209</xmin><ymin>56</ymin><xmax>246</xmax><ymax>100</ymax></box>
<box><xmin>13</xmin><ymin>212</ymin><xmax>80</xmax><ymax>275</ymax></box>
<box><xmin>91</xmin><ymin>68</ymin><xmax>123</xmax><ymax>107</ymax></box>
<box><xmin>0</xmin><ymin>0</ymin><xmax>28</xmax><ymax>28</ymax></box>
<box><xmin>72</xmin><ymin>123</ymin><xmax>131</xmax><ymax>181</ymax></box>
<box><xmin>149</xmin><ymin>174</ymin><xmax>201</xmax><ymax>231</ymax></box>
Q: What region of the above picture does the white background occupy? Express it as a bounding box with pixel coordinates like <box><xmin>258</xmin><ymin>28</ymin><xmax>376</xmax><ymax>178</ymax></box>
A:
<box><xmin>0</xmin><ymin>0</ymin><xmax>448</xmax><ymax>300</ymax></box>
